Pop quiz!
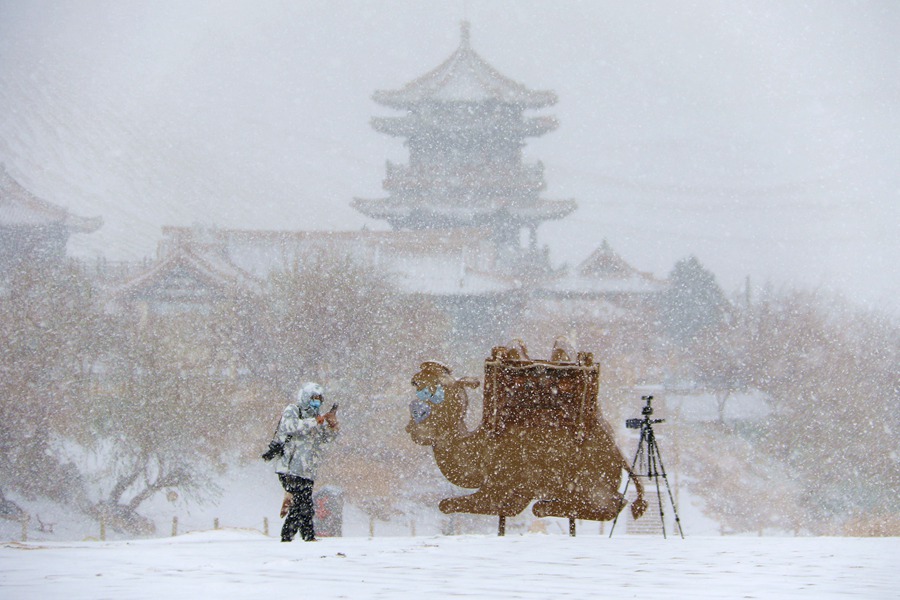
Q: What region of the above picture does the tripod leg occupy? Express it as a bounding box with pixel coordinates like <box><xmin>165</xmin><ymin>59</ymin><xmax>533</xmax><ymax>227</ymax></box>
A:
<box><xmin>647</xmin><ymin>437</ymin><xmax>667</xmax><ymax>539</ymax></box>
<box><xmin>609</xmin><ymin>431</ymin><xmax>645</xmax><ymax>538</ymax></box>
<box><xmin>651</xmin><ymin>438</ymin><xmax>685</xmax><ymax>539</ymax></box>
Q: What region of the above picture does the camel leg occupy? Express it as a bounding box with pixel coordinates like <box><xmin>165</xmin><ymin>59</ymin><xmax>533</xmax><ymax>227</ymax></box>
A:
<box><xmin>440</xmin><ymin>485</ymin><xmax>531</xmax><ymax>517</ymax></box>
<box><xmin>439</xmin><ymin>490</ymin><xmax>498</xmax><ymax>515</ymax></box>
<box><xmin>533</xmin><ymin>490</ymin><xmax>627</xmax><ymax>522</ymax></box>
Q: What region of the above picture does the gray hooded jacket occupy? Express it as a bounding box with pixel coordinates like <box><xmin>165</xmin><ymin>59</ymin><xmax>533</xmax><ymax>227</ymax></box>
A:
<box><xmin>274</xmin><ymin>382</ymin><xmax>338</xmax><ymax>481</ymax></box>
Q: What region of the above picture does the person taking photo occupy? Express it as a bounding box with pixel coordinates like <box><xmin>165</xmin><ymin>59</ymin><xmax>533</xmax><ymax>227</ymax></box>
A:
<box><xmin>273</xmin><ymin>382</ymin><xmax>338</xmax><ymax>542</ymax></box>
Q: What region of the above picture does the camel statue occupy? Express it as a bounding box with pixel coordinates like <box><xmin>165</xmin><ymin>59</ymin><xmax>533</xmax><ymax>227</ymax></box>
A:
<box><xmin>406</xmin><ymin>340</ymin><xmax>647</xmax><ymax>523</ymax></box>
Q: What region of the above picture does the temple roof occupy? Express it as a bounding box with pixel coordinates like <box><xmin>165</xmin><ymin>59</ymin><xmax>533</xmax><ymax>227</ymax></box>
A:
<box><xmin>350</xmin><ymin>196</ymin><xmax>577</xmax><ymax>227</ymax></box>
<box><xmin>578</xmin><ymin>240</ymin><xmax>645</xmax><ymax>279</ymax></box>
<box><xmin>536</xmin><ymin>240</ymin><xmax>666</xmax><ymax>296</ymax></box>
<box><xmin>372</xmin><ymin>22</ymin><xmax>557</xmax><ymax>109</ymax></box>
<box><xmin>107</xmin><ymin>241</ymin><xmax>262</xmax><ymax>306</ymax></box>
<box><xmin>370</xmin><ymin>114</ymin><xmax>558</xmax><ymax>137</ymax></box>
<box><xmin>146</xmin><ymin>226</ymin><xmax>518</xmax><ymax>298</ymax></box>
<box><xmin>0</xmin><ymin>165</ymin><xmax>102</xmax><ymax>233</ymax></box>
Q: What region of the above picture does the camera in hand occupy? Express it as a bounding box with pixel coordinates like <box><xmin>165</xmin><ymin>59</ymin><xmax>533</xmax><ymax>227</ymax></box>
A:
<box><xmin>261</xmin><ymin>439</ymin><xmax>285</xmax><ymax>461</ymax></box>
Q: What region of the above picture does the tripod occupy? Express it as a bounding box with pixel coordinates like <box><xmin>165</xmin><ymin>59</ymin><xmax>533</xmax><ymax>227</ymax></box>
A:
<box><xmin>609</xmin><ymin>396</ymin><xmax>684</xmax><ymax>538</ymax></box>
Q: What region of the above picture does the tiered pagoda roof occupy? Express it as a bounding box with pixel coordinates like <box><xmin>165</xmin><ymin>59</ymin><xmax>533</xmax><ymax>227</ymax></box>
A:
<box><xmin>354</xmin><ymin>22</ymin><xmax>576</xmax><ymax>253</ymax></box>
<box><xmin>372</xmin><ymin>22</ymin><xmax>557</xmax><ymax>110</ymax></box>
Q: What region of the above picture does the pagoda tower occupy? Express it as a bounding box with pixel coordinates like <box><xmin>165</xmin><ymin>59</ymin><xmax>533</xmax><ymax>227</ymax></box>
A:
<box><xmin>353</xmin><ymin>22</ymin><xmax>576</xmax><ymax>273</ymax></box>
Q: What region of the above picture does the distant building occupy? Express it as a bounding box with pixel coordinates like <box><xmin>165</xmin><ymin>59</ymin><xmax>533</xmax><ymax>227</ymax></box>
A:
<box><xmin>524</xmin><ymin>240</ymin><xmax>666</xmax><ymax>331</ymax></box>
<box><xmin>354</xmin><ymin>21</ymin><xmax>575</xmax><ymax>274</ymax></box>
<box><xmin>106</xmin><ymin>23</ymin><xmax>665</xmax><ymax>345</ymax></box>
<box><xmin>0</xmin><ymin>165</ymin><xmax>101</xmax><ymax>280</ymax></box>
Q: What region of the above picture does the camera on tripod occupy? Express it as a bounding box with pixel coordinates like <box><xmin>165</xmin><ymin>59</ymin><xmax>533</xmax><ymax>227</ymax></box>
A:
<box><xmin>611</xmin><ymin>394</ymin><xmax>684</xmax><ymax>538</ymax></box>
<box><xmin>625</xmin><ymin>396</ymin><xmax>665</xmax><ymax>429</ymax></box>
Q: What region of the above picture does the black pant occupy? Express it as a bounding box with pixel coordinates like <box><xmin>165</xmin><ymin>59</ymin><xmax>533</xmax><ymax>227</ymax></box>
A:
<box><xmin>279</xmin><ymin>474</ymin><xmax>315</xmax><ymax>541</ymax></box>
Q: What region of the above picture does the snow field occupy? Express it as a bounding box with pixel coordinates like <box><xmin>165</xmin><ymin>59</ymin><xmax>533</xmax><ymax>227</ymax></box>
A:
<box><xmin>2</xmin><ymin>529</ymin><xmax>896</xmax><ymax>599</ymax></box>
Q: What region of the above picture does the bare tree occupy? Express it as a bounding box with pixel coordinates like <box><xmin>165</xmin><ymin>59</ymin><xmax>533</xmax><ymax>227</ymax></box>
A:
<box><xmin>82</xmin><ymin>310</ymin><xmax>245</xmax><ymax>533</ymax></box>
<box><xmin>0</xmin><ymin>260</ymin><xmax>100</xmax><ymax>504</ymax></box>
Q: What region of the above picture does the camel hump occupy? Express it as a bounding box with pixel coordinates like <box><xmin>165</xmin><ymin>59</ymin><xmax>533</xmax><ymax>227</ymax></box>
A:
<box><xmin>491</xmin><ymin>339</ymin><xmax>531</xmax><ymax>362</ymax></box>
<box><xmin>551</xmin><ymin>336</ymin><xmax>574</xmax><ymax>362</ymax></box>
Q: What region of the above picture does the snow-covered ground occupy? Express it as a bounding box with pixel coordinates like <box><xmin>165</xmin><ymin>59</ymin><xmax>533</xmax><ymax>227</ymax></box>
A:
<box><xmin>2</xmin><ymin>464</ymin><xmax>897</xmax><ymax>598</ymax></box>
<box><xmin>2</xmin><ymin>529</ymin><xmax>897</xmax><ymax>599</ymax></box>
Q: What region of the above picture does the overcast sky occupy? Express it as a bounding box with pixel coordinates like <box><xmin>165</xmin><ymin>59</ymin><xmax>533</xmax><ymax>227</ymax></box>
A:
<box><xmin>1</xmin><ymin>1</ymin><xmax>897</xmax><ymax>313</ymax></box>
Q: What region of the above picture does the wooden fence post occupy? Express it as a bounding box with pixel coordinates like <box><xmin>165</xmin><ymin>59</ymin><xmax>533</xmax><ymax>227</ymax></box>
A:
<box><xmin>172</xmin><ymin>516</ymin><xmax>178</xmax><ymax>537</ymax></box>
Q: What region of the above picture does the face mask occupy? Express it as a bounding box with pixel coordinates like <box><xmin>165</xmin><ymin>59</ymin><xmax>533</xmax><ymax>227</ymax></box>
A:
<box><xmin>415</xmin><ymin>385</ymin><xmax>444</xmax><ymax>405</ymax></box>
<box><xmin>410</xmin><ymin>385</ymin><xmax>443</xmax><ymax>424</ymax></box>
<box><xmin>309</xmin><ymin>397</ymin><xmax>322</xmax><ymax>411</ymax></box>
<box><xmin>409</xmin><ymin>399</ymin><xmax>431</xmax><ymax>424</ymax></box>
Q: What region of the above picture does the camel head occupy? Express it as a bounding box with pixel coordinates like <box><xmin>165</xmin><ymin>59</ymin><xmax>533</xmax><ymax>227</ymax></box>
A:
<box><xmin>406</xmin><ymin>361</ymin><xmax>478</xmax><ymax>446</ymax></box>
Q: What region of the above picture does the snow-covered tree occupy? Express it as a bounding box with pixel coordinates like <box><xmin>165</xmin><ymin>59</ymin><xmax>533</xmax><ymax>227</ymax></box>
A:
<box><xmin>82</xmin><ymin>310</ymin><xmax>242</xmax><ymax>533</ymax></box>
<box><xmin>747</xmin><ymin>292</ymin><xmax>900</xmax><ymax>532</ymax></box>
<box><xmin>0</xmin><ymin>260</ymin><xmax>100</xmax><ymax>505</ymax></box>
<box><xmin>659</xmin><ymin>256</ymin><xmax>730</xmax><ymax>349</ymax></box>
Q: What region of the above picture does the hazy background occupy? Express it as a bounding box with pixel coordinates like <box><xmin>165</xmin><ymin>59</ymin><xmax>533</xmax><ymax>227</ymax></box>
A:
<box><xmin>1</xmin><ymin>0</ymin><xmax>897</xmax><ymax>312</ymax></box>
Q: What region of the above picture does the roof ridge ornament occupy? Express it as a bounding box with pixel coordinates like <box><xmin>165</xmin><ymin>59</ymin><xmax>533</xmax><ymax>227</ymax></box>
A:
<box><xmin>460</xmin><ymin>20</ymin><xmax>471</xmax><ymax>47</ymax></box>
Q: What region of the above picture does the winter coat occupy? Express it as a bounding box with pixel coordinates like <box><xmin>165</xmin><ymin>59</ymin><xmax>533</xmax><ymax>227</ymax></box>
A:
<box><xmin>274</xmin><ymin>389</ymin><xmax>338</xmax><ymax>481</ymax></box>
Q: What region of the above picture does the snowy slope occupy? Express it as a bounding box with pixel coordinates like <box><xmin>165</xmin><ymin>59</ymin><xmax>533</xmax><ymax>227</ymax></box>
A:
<box><xmin>2</xmin><ymin>529</ymin><xmax>896</xmax><ymax>599</ymax></box>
